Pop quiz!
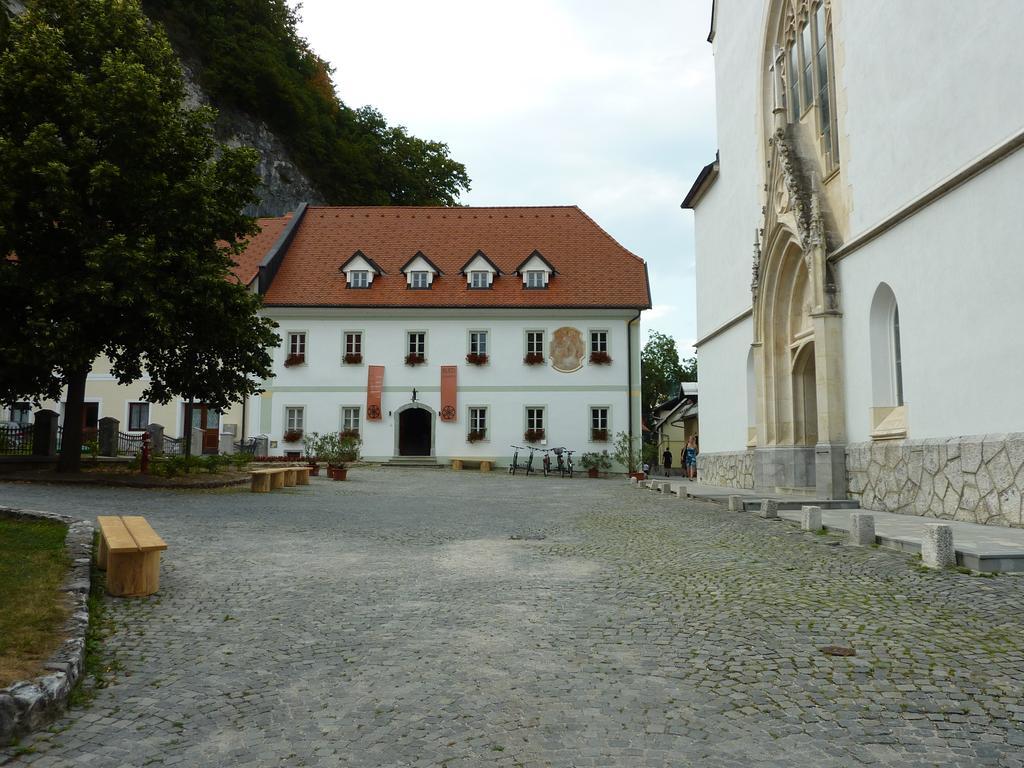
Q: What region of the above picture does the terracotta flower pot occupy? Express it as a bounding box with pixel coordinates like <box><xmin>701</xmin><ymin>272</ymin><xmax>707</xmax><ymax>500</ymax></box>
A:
<box><xmin>587</xmin><ymin>468</ymin><xmax>599</xmax><ymax>478</ymax></box>
<box><xmin>328</xmin><ymin>466</ymin><xmax>348</xmax><ymax>481</ymax></box>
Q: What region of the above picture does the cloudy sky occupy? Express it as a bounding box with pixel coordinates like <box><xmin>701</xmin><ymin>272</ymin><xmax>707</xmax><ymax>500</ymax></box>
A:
<box><xmin>293</xmin><ymin>1</ymin><xmax>716</xmax><ymax>354</ymax></box>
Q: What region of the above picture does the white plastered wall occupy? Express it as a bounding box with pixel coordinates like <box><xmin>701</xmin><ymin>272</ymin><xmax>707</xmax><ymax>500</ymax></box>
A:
<box><xmin>692</xmin><ymin>317</ymin><xmax>752</xmax><ymax>454</ymax></box>
<box><xmin>839</xmin><ymin>148</ymin><xmax>1024</xmax><ymax>442</ymax></box>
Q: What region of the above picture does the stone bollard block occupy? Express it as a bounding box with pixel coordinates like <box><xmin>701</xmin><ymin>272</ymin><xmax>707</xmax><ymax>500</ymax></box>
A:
<box><xmin>759</xmin><ymin>499</ymin><xmax>779</xmax><ymax>519</ymax></box>
<box><xmin>849</xmin><ymin>513</ymin><xmax>875</xmax><ymax>546</ymax></box>
<box><xmin>629</xmin><ymin>476</ymin><xmax>638</xmax><ymax>485</ymax></box>
<box><xmin>801</xmin><ymin>505</ymin><xmax>822</xmax><ymax>532</ymax></box>
<box><xmin>922</xmin><ymin>524</ymin><xmax>955</xmax><ymax>569</ymax></box>
<box><xmin>728</xmin><ymin>495</ymin><xmax>742</xmax><ymax>512</ymax></box>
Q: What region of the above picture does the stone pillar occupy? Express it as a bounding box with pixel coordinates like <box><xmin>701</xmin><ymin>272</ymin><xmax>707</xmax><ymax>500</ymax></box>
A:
<box><xmin>190</xmin><ymin>427</ymin><xmax>205</xmax><ymax>457</ymax></box>
<box><xmin>97</xmin><ymin>417</ymin><xmax>119</xmax><ymax>457</ymax></box>
<box><xmin>728</xmin><ymin>495</ymin><xmax>742</xmax><ymax>512</ymax></box>
<box><xmin>31</xmin><ymin>409</ymin><xmax>59</xmax><ymax>457</ymax></box>
<box><xmin>849</xmin><ymin>513</ymin><xmax>875</xmax><ymax>546</ymax></box>
<box><xmin>254</xmin><ymin>435</ymin><xmax>269</xmax><ymax>458</ymax></box>
<box><xmin>922</xmin><ymin>524</ymin><xmax>955</xmax><ymax>569</ymax></box>
<box><xmin>811</xmin><ymin>309</ymin><xmax>848</xmax><ymax>499</ymax></box>
<box><xmin>760</xmin><ymin>499</ymin><xmax>779</xmax><ymax>519</ymax></box>
<box><xmin>219</xmin><ymin>434</ymin><xmax>236</xmax><ymax>455</ymax></box>
<box><xmin>145</xmin><ymin>424</ymin><xmax>164</xmax><ymax>454</ymax></box>
<box><xmin>801</xmin><ymin>505</ymin><xmax>822</xmax><ymax>531</ymax></box>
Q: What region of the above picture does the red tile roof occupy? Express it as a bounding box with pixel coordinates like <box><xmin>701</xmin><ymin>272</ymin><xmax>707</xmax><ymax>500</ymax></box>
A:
<box><xmin>229</xmin><ymin>214</ymin><xmax>293</xmax><ymax>286</ymax></box>
<box><xmin>253</xmin><ymin>206</ymin><xmax>650</xmax><ymax>309</ymax></box>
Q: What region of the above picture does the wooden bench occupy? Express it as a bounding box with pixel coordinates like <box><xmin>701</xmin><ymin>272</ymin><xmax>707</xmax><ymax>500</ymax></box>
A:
<box><xmin>96</xmin><ymin>516</ymin><xmax>167</xmax><ymax>597</ymax></box>
<box><xmin>451</xmin><ymin>458</ymin><xmax>494</xmax><ymax>472</ymax></box>
<box><xmin>251</xmin><ymin>466</ymin><xmax>312</xmax><ymax>492</ymax></box>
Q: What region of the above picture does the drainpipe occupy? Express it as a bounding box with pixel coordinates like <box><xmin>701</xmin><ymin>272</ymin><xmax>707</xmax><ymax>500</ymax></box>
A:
<box><xmin>626</xmin><ymin>308</ymin><xmax>643</xmax><ymax>454</ymax></box>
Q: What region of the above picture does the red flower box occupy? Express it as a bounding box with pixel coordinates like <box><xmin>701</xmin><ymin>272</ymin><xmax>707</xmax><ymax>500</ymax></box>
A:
<box><xmin>524</xmin><ymin>429</ymin><xmax>545</xmax><ymax>443</ymax></box>
<box><xmin>467</xmin><ymin>430</ymin><xmax>486</xmax><ymax>443</ymax></box>
<box><xmin>589</xmin><ymin>351</ymin><xmax>612</xmax><ymax>365</ymax></box>
<box><xmin>405</xmin><ymin>353</ymin><xmax>425</xmax><ymax>366</ymax></box>
<box><xmin>466</xmin><ymin>353</ymin><xmax>489</xmax><ymax>365</ymax></box>
<box><xmin>591</xmin><ymin>428</ymin><xmax>608</xmax><ymax>442</ymax></box>
<box><xmin>283</xmin><ymin>429</ymin><xmax>303</xmax><ymax>442</ymax></box>
<box><xmin>284</xmin><ymin>353</ymin><xmax>305</xmax><ymax>367</ymax></box>
<box><xmin>344</xmin><ymin>353</ymin><xmax>362</xmax><ymax>364</ymax></box>
<box><xmin>523</xmin><ymin>353</ymin><xmax>544</xmax><ymax>365</ymax></box>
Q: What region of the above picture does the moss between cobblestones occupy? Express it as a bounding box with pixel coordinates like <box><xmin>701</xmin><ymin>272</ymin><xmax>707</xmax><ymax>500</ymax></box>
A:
<box><xmin>68</xmin><ymin>539</ymin><xmax>119</xmax><ymax>709</ymax></box>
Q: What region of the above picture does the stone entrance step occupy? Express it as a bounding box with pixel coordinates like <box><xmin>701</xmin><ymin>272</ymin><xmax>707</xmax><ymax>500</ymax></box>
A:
<box><xmin>382</xmin><ymin>457</ymin><xmax>441</xmax><ymax>468</ymax></box>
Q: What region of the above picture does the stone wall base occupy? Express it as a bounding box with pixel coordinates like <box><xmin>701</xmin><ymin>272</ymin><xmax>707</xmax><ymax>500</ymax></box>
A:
<box><xmin>697</xmin><ymin>450</ymin><xmax>755</xmax><ymax>489</ymax></box>
<box><xmin>847</xmin><ymin>433</ymin><xmax>1024</xmax><ymax>528</ymax></box>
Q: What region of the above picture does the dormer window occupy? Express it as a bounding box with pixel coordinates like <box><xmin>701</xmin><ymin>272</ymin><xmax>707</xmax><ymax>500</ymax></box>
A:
<box><xmin>401</xmin><ymin>251</ymin><xmax>443</xmax><ymax>289</ymax></box>
<box><xmin>515</xmin><ymin>250</ymin><xmax>557</xmax><ymax>289</ymax></box>
<box><xmin>340</xmin><ymin>250</ymin><xmax>383</xmax><ymax>288</ymax></box>
<box><xmin>459</xmin><ymin>250</ymin><xmax>501</xmax><ymax>289</ymax></box>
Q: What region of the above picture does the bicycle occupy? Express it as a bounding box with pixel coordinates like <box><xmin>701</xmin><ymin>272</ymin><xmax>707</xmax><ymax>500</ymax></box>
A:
<box><xmin>563</xmin><ymin>449</ymin><xmax>575</xmax><ymax>479</ymax></box>
<box><xmin>541</xmin><ymin>449</ymin><xmax>552</xmax><ymax>477</ymax></box>
<box><xmin>524</xmin><ymin>445</ymin><xmax>537</xmax><ymax>476</ymax></box>
<box><xmin>551</xmin><ymin>447</ymin><xmax>567</xmax><ymax>477</ymax></box>
<box><xmin>509</xmin><ymin>445</ymin><xmax>524</xmax><ymax>475</ymax></box>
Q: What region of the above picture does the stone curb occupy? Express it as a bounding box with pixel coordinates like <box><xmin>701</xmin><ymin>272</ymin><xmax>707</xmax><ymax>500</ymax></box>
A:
<box><xmin>0</xmin><ymin>475</ymin><xmax>249</xmax><ymax>490</ymax></box>
<box><xmin>0</xmin><ymin>506</ymin><xmax>94</xmax><ymax>747</ymax></box>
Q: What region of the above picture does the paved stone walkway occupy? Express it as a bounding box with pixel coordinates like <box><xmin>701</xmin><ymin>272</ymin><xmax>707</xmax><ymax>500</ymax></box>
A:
<box><xmin>2</xmin><ymin>469</ymin><xmax>1024</xmax><ymax>767</ymax></box>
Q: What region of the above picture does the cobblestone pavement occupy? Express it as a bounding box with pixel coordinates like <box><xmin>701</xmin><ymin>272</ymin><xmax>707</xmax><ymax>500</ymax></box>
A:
<box><xmin>3</xmin><ymin>469</ymin><xmax>1024</xmax><ymax>767</ymax></box>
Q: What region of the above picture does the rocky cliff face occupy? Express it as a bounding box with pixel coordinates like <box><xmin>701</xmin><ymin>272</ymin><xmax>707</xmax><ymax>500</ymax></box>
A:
<box><xmin>180</xmin><ymin>60</ymin><xmax>322</xmax><ymax>217</ymax></box>
<box><xmin>2</xmin><ymin>1</ymin><xmax>323</xmax><ymax>217</ymax></box>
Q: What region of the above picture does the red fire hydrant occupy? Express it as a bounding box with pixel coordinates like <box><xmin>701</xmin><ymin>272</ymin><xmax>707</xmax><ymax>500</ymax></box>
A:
<box><xmin>141</xmin><ymin>431</ymin><xmax>151</xmax><ymax>475</ymax></box>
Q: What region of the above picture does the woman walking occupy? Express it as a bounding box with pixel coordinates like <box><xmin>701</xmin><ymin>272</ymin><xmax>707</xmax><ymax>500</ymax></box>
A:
<box><xmin>684</xmin><ymin>435</ymin><xmax>698</xmax><ymax>480</ymax></box>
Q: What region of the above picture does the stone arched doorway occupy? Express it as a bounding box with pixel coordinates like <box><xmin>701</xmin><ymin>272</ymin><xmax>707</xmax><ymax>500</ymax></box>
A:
<box><xmin>394</xmin><ymin>403</ymin><xmax>435</xmax><ymax>457</ymax></box>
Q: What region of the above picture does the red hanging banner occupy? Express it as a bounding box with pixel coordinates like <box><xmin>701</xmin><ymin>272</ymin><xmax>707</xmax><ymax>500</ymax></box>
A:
<box><xmin>366</xmin><ymin>365</ymin><xmax>384</xmax><ymax>421</ymax></box>
<box><xmin>440</xmin><ymin>366</ymin><xmax>457</xmax><ymax>421</ymax></box>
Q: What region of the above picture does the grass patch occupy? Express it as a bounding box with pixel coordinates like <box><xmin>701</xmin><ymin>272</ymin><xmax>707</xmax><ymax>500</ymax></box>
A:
<box><xmin>0</xmin><ymin>517</ymin><xmax>70</xmax><ymax>687</ymax></box>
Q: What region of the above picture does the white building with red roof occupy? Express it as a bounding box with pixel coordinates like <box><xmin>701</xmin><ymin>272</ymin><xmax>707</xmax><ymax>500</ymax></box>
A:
<box><xmin>242</xmin><ymin>204</ymin><xmax>651</xmax><ymax>465</ymax></box>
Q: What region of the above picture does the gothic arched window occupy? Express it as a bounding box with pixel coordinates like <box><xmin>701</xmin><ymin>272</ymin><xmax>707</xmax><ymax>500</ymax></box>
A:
<box><xmin>781</xmin><ymin>1</ymin><xmax>840</xmax><ymax>172</ymax></box>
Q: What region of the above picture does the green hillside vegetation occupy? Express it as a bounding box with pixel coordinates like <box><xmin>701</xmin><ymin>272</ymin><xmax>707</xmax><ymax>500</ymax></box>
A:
<box><xmin>141</xmin><ymin>0</ymin><xmax>471</xmax><ymax>206</ymax></box>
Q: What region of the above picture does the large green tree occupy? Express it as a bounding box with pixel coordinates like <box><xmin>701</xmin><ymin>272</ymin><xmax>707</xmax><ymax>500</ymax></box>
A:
<box><xmin>640</xmin><ymin>331</ymin><xmax>697</xmax><ymax>417</ymax></box>
<box><xmin>0</xmin><ymin>0</ymin><xmax>279</xmax><ymax>471</ymax></box>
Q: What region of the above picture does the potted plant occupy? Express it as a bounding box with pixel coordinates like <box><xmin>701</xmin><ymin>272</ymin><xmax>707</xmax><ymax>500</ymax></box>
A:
<box><xmin>283</xmin><ymin>428</ymin><xmax>303</xmax><ymax>443</ymax></box>
<box><xmin>284</xmin><ymin>353</ymin><xmax>305</xmax><ymax>367</ymax></box>
<box><xmin>591</xmin><ymin>427</ymin><xmax>608</xmax><ymax>442</ymax></box>
<box><xmin>589</xmin><ymin>351</ymin><xmax>612</xmax><ymax>365</ymax></box>
<box><xmin>405</xmin><ymin>353</ymin><xmax>425</xmax><ymax>366</ymax></box>
<box><xmin>581</xmin><ymin>450</ymin><xmax>612</xmax><ymax>478</ymax></box>
<box><xmin>523</xmin><ymin>352</ymin><xmax>544</xmax><ymax>366</ymax></box>
<box><xmin>524</xmin><ymin>428</ymin><xmax>544</xmax><ymax>443</ymax></box>
<box><xmin>344</xmin><ymin>352</ymin><xmax>363</xmax><ymax>364</ymax></box>
<box><xmin>465</xmin><ymin>352</ymin><xmax>488</xmax><ymax>366</ymax></box>
<box><xmin>612</xmin><ymin>430</ymin><xmax>644</xmax><ymax>479</ymax></box>
<box><xmin>467</xmin><ymin>429</ymin><xmax>485</xmax><ymax>443</ymax></box>
<box><xmin>302</xmin><ymin>431</ymin><xmax>321</xmax><ymax>476</ymax></box>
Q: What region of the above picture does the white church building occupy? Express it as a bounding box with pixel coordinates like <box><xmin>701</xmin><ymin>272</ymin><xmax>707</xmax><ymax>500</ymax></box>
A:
<box><xmin>244</xmin><ymin>205</ymin><xmax>650</xmax><ymax>465</ymax></box>
<box><xmin>684</xmin><ymin>1</ymin><xmax>1024</xmax><ymax>526</ymax></box>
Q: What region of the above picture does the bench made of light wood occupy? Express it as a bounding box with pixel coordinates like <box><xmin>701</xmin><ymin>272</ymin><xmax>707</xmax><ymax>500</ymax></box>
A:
<box><xmin>250</xmin><ymin>466</ymin><xmax>312</xmax><ymax>492</ymax></box>
<box><xmin>96</xmin><ymin>515</ymin><xmax>167</xmax><ymax>597</ymax></box>
<box><xmin>451</xmin><ymin>458</ymin><xmax>494</xmax><ymax>472</ymax></box>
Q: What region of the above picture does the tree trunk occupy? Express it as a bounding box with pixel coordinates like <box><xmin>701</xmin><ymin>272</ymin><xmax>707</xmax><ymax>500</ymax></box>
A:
<box><xmin>57</xmin><ymin>364</ymin><xmax>90</xmax><ymax>473</ymax></box>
